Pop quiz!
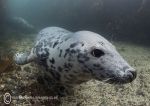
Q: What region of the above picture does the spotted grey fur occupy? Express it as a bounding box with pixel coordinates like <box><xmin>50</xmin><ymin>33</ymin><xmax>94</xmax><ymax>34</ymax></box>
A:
<box><xmin>14</xmin><ymin>27</ymin><xmax>137</xmax><ymax>95</ymax></box>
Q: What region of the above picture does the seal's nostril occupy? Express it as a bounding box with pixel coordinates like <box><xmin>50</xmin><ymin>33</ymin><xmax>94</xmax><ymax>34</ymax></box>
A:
<box><xmin>128</xmin><ymin>70</ymin><xmax>137</xmax><ymax>82</ymax></box>
<box><xmin>130</xmin><ymin>71</ymin><xmax>137</xmax><ymax>80</ymax></box>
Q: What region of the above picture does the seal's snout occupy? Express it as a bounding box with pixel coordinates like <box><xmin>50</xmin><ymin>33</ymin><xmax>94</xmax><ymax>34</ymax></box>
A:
<box><xmin>127</xmin><ymin>69</ymin><xmax>137</xmax><ymax>82</ymax></box>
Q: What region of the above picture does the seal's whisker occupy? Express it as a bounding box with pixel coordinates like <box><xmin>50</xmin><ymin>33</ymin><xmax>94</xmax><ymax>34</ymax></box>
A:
<box><xmin>102</xmin><ymin>78</ymin><xmax>112</xmax><ymax>82</ymax></box>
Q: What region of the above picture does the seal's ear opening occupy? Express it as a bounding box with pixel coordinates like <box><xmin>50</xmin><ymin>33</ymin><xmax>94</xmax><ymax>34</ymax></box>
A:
<box><xmin>91</xmin><ymin>49</ymin><xmax>105</xmax><ymax>58</ymax></box>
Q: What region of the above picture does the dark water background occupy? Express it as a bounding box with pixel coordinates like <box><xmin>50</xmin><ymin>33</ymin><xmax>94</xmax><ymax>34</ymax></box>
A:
<box><xmin>0</xmin><ymin>0</ymin><xmax>150</xmax><ymax>45</ymax></box>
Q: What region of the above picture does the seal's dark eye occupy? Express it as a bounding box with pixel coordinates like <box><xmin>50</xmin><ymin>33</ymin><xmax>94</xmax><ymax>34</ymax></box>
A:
<box><xmin>91</xmin><ymin>49</ymin><xmax>105</xmax><ymax>58</ymax></box>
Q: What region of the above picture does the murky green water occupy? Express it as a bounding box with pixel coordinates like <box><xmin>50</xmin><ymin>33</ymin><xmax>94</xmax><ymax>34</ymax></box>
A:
<box><xmin>0</xmin><ymin>0</ymin><xmax>150</xmax><ymax>106</ymax></box>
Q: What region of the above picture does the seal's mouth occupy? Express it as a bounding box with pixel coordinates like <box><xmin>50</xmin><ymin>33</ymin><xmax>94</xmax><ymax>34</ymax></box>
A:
<box><xmin>104</xmin><ymin>76</ymin><xmax>135</xmax><ymax>84</ymax></box>
<box><xmin>95</xmin><ymin>71</ymin><xmax>137</xmax><ymax>84</ymax></box>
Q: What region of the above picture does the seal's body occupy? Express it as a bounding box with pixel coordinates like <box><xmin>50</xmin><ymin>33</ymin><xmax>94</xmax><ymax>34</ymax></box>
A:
<box><xmin>14</xmin><ymin>27</ymin><xmax>136</xmax><ymax>88</ymax></box>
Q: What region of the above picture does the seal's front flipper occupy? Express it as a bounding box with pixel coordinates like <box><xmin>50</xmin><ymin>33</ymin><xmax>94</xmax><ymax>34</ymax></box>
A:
<box><xmin>14</xmin><ymin>49</ymin><xmax>37</xmax><ymax>65</ymax></box>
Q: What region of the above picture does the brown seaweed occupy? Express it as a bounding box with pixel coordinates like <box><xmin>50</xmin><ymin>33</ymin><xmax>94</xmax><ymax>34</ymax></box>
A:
<box><xmin>0</xmin><ymin>54</ymin><xmax>16</xmax><ymax>74</ymax></box>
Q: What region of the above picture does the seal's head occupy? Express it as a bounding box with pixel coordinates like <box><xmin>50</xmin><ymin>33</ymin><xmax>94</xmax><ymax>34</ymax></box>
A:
<box><xmin>69</xmin><ymin>31</ymin><xmax>136</xmax><ymax>84</ymax></box>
